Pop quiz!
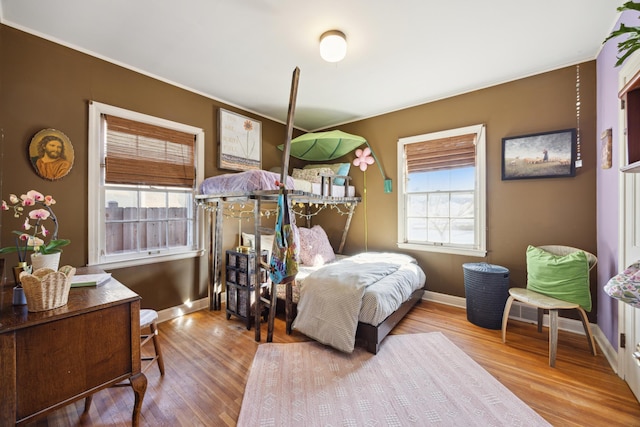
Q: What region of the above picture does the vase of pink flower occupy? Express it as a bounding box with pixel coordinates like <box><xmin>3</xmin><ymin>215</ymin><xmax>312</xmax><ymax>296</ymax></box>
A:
<box><xmin>1</xmin><ymin>190</ymin><xmax>70</xmax><ymax>276</ymax></box>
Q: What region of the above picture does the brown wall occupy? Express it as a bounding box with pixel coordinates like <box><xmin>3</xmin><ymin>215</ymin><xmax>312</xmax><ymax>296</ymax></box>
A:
<box><xmin>0</xmin><ymin>26</ymin><xmax>290</xmax><ymax>310</ymax></box>
<box><xmin>321</xmin><ymin>62</ymin><xmax>597</xmax><ymax>318</ymax></box>
<box><xmin>1</xmin><ymin>25</ymin><xmax>597</xmax><ymax>317</ymax></box>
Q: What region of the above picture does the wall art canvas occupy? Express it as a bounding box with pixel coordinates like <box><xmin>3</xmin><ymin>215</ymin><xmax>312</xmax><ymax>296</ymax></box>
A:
<box><xmin>502</xmin><ymin>129</ymin><xmax>576</xmax><ymax>180</ymax></box>
<box><xmin>218</xmin><ymin>108</ymin><xmax>261</xmax><ymax>171</ymax></box>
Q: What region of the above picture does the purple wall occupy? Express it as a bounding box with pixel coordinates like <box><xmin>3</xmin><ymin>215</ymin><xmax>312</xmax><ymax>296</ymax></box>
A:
<box><xmin>597</xmin><ymin>11</ymin><xmax>635</xmax><ymax>348</ymax></box>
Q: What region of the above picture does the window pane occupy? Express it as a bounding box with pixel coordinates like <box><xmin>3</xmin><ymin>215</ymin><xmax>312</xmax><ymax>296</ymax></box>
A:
<box><xmin>407</xmin><ymin>194</ymin><xmax>427</xmax><ymax>216</ymax></box>
<box><xmin>427</xmin><ymin>218</ymin><xmax>449</xmax><ymax>243</ymax></box>
<box><xmin>407</xmin><ymin>167</ymin><xmax>474</xmax><ymax>193</ymax></box>
<box><xmin>451</xmin><ymin>193</ymin><xmax>474</xmax><ymax>218</ymax></box>
<box><xmin>407</xmin><ymin>217</ymin><xmax>427</xmax><ymax>241</ymax></box>
<box><xmin>141</xmin><ymin>221</ymin><xmax>165</xmax><ymax>250</ymax></box>
<box><xmin>451</xmin><ymin>219</ymin><xmax>474</xmax><ymax>244</ymax></box>
<box><xmin>106</xmin><ymin>222</ymin><xmax>138</xmax><ymax>254</ymax></box>
<box><xmin>427</xmin><ymin>193</ymin><xmax>450</xmax><ymax>217</ymax></box>
<box><xmin>106</xmin><ymin>189</ymin><xmax>138</xmax><ymax>209</ymax></box>
<box><xmin>169</xmin><ymin>220</ymin><xmax>189</xmax><ymax>246</ymax></box>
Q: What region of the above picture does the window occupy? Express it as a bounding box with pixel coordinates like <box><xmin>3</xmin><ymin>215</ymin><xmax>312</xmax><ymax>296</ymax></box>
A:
<box><xmin>397</xmin><ymin>124</ymin><xmax>486</xmax><ymax>256</ymax></box>
<box><xmin>88</xmin><ymin>101</ymin><xmax>205</xmax><ymax>268</ymax></box>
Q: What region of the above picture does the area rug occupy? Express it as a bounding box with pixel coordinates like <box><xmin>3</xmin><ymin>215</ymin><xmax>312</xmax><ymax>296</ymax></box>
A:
<box><xmin>237</xmin><ymin>332</ymin><xmax>550</xmax><ymax>426</ymax></box>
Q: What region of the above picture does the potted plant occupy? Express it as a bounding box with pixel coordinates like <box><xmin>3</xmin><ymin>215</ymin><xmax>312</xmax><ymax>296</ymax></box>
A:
<box><xmin>1</xmin><ymin>190</ymin><xmax>70</xmax><ymax>274</ymax></box>
<box><xmin>604</xmin><ymin>1</ymin><xmax>640</xmax><ymax>66</ymax></box>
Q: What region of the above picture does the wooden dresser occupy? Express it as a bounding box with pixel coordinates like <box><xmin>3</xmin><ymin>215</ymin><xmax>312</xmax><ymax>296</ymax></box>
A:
<box><xmin>0</xmin><ymin>268</ymin><xmax>147</xmax><ymax>426</ymax></box>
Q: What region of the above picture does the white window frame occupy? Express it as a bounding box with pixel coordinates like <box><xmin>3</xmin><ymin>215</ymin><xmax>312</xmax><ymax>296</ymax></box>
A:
<box><xmin>88</xmin><ymin>101</ymin><xmax>205</xmax><ymax>269</ymax></box>
<box><xmin>397</xmin><ymin>124</ymin><xmax>487</xmax><ymax>257</ymax></box>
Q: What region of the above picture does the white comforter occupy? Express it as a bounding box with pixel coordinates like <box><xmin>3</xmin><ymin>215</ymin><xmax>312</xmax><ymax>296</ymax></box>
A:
<box><xmin>292</xmin><ymin>252</ymin><xmax>426</xmax><ymax>353</ymax></box>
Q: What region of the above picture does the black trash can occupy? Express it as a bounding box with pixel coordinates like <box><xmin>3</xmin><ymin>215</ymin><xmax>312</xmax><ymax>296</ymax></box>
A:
<box><xmin>462</xmin><ymin>263</ymin><xmax>510</xmax><ymax>330</ymax></box>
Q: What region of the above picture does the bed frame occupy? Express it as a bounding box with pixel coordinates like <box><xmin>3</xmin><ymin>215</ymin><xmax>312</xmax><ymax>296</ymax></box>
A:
<box><xmin>277</xmin><ymin>284</ymin><xmax>426</xmax><ymax>354</ymax></box>
<box><xmin>355</xmin><ymin>287</ymin><xmax>425</xmax><ymax>354</ymax></box>
<box><xmin>196</xmin><ymin>189</ymin><xmax>360</xmax><ymax>342</ymax></box>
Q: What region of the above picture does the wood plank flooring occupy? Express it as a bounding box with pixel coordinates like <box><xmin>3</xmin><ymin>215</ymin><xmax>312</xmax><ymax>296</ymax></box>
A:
<box><xmin>27</xmin><ymin>301</ymin><xmax>640</xmax><ymax>426</ymax></box>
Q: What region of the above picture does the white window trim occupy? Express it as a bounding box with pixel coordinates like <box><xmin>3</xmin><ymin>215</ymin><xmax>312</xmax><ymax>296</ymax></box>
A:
<box><xmin>396</xmin><ymin>124</ymin><xmax>487</xmax><ymax>257</ymax></box>
<box><xmin>88</xmin><ymin>101</ymin><xmax>205</xmax><ymax>268</ymax></box>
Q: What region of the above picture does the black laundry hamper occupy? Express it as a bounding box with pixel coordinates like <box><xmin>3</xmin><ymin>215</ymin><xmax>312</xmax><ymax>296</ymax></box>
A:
<box><xmin>462</xmin><ymin>263</ymin><xmax>510</xmax><ymax>330</ymax></box>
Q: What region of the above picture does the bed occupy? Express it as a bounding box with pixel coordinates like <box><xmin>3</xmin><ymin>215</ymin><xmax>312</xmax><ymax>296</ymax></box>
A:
<box><xmin>197</xmin><ymin>169</ymin><xmax>426</xmax><ymax>353</ymax></box>
<box><xmin>243</xmin><ymin>224</ymin><xmax>427</xmax><ymax>354</ymax></box>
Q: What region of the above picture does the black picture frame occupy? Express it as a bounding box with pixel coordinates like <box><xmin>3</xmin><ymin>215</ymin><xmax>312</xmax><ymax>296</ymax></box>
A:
<box><xmin>501</xmin><ymin>129</ymin><xmax>576</xmax><ymax>180</ymax></box>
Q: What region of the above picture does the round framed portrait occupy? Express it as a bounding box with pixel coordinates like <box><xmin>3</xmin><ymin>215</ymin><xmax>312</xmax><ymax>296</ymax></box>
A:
<box><xmin>29</xmin><ymin>128</ymin><xmax>74</xmax><ymax>181</ymax></box>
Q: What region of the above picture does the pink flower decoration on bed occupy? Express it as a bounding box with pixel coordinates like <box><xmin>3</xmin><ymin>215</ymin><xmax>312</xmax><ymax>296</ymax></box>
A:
<box><xmin>353</xmin><ymin>147</ymin><xmax>375</xmax><ymax>171</ymax></box>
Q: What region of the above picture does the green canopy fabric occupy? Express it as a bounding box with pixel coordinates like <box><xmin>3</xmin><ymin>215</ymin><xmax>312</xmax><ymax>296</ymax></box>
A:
<box><xmin>278</xmin><ymin>130</ymin><xmax>366</xmax><ymax>161</ymax></box>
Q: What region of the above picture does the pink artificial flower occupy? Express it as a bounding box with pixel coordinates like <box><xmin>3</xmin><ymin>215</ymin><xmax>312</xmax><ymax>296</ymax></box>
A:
<box><xmin>353</xmin><ymin>147</ymin><xmax>375</xmax><ymax>171</ymax></box>
<box><xmin>28</xmin><ymin>236</ymin><xmax>44</xmax><ymax>248</ymax></box>
<box><xmin>44</xmin><ymin>195</ymin><xmax>56</xmax><ymax>206</ymax></box>
<box><xmin>20</xmin><ymin>194</ymin><xmax>35</xmax><ymax>207</ymax></box>
<box><xmin>26</xmin><ymin>190</ymin><xmax>44</xmax><ymax>202</ymax></box>
<box><xmin>22</xmin><ymin>218</ymin><xmax>31</xmax><ymax>230</ymax></box>
<box><xmin>28</xmin><ymin>208</ymin><xmax>51</xmax><ymax>220</ymax></box>
<box><xmin>18</xmin><ymin>233</ymin><xmax>30</xmax><ymax>241</ymax></box>
<box><xmin>9</xmin><ymin>194</ymin><xmax>19</xmax><ymax>204</ymax></box>
<box><xmin>41</xmin><ymin>225</ymin><xmax>49</xmax><ymax>237</ymax></box>
<box><xmin>1</xmin><ymin>200</ymin><xmax>7</xmax><ymax>211</ymax></box>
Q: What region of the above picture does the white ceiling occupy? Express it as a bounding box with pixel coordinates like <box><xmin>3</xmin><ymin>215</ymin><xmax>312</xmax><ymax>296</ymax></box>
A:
<box><xmin>0</xmin><ymin>0</ymin><xmax>622</xmax><ymax>131</ymax></box>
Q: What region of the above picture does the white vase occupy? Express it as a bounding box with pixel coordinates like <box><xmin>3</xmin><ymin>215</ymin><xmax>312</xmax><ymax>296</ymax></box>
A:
<box><xmin>31</xmin><ymin>252</ymin><xmax>61</xmax><ymax>272</ymax></box>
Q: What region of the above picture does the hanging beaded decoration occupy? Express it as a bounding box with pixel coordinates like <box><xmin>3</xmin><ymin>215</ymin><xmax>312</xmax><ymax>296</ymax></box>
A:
<box><xmin>575</xmin><ymin>64</ymin><xmax>583</xmax><ymax>168</ymax></box>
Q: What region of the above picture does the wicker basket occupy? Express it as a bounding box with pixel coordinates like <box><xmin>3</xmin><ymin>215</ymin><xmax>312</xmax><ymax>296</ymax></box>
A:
<box><xmin>20</xmin><ymin>265</ymin><xmax>76</xmax><ymax>312</ymax></box>
<box><xmin>462</xmin><ymin>263</ymin><xmax>510</xmax><ymax>330</ymax></box>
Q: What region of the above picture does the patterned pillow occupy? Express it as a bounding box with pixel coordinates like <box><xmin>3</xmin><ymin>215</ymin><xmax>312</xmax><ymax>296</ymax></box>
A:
<box><xmin>292</xmin><ymin>167</ymin><xmax>334</xmax><ymax>183</ymax></box>
<box><xmin>297</xmin><ymin>225</ymin><xmax>335</xmax><ymax>266</ymax></box>
<box><xmin>303</xmin><ymin>163</ymin><xmax>351</xmax><ymax>185</ymax></box>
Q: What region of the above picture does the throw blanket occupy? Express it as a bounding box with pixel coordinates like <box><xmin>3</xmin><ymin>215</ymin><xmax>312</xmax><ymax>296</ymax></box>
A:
<box><xmin>292</xmin><ymin>252</ymin><xmax>417</xmax><ymax>353</ymax></box>
<box><xmin>199</xmin><ymin>170</ymin><xmax>294</xmax><ymax>194</ymax></box>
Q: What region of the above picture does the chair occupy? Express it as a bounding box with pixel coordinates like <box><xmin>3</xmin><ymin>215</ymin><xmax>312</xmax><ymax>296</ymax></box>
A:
<box><xmin>501</xmin><ymin>245</ymin><xmax>597</xmax><ymax>367</ymax></box>
<box><xmin>140</xmin><ymin>309</ymin><xmax>165</xmax><ymax>375</ymax></box>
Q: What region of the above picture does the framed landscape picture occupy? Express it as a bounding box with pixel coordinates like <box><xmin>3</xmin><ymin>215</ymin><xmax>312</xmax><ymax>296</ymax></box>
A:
<box><xmin>501</xmin><ymin>129</ymin><xmax>576</xmax><ymax>180</ymax></box>
<box><xmin>218</xmin><ymin>108</ymin><xmax>262</xmax><ymax>171</ymax></box>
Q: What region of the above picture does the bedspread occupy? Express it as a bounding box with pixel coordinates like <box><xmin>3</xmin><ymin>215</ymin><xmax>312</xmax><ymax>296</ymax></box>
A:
<box><xmin>199</xmin><ymin>170</ymin><xmax>294</xmax><ymax>194</ymax></box>
<box><xmin>292</xmin><ymin>252</ymin><xmax>424</xmax><ymax>353</ymax></box>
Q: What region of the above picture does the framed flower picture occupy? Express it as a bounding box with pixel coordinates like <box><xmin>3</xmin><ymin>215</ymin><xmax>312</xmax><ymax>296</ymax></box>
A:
<box><xmin>218</xmin><ymin>108</ymin><xmax>262</xmax><ymax>171</ymax></box>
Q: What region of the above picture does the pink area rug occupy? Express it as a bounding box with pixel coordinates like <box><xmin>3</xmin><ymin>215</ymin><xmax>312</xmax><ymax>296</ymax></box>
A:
<box><xmin>238</xmin><ymin>332</ymin><xmax>550</xmax><ymax>426</ymax></box>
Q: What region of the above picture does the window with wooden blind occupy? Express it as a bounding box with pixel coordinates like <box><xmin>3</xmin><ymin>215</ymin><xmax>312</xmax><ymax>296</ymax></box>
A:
<box><xmin>397</xmin><ymin>124</ymin><xmax>487</xmax><ymax>256</ymax></box>
<box><xmin>88</xmin><ymin>101</ymin><xmax>205</xmax><ymax>268</ymax></box>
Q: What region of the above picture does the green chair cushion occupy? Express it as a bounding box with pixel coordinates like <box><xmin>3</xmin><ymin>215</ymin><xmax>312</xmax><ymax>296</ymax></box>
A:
<box><xmin>526</xmin><ymin>245</ymin><xmax>591</xmax><ymax>312</ymax></box>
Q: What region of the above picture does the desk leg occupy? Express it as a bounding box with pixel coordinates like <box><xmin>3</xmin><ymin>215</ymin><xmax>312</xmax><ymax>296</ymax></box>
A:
<box><xmin>130</xmin><ymin>373</ymin><xmax>147</xmax><ymax>427</ymax></box>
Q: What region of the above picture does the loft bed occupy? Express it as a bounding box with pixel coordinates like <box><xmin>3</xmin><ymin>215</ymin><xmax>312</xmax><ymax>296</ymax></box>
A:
<box><xmin>196</xmin><ymin>169</ymin><xmax>360</xmax><ymax>343</ymax></box>
<box><xmin>197</xmin><ymin>68</ymin><xmax>426</xmax><ymax>353</ymax></box>
<box><xmin>196</xmin><ymin>170</ymin><xmax>426</xmax><ymax>354</ymax></box>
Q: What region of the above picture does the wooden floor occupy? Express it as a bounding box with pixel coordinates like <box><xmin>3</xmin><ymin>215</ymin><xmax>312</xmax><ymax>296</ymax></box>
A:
<box><xmin>27</xmin><ymin>301</ymin><xmax>640</xmax><ymax>426</ymax></box>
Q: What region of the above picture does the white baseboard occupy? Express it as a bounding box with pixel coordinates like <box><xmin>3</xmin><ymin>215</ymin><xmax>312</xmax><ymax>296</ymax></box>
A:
<box><xmin>422</xmin><ymin>291</ymin><xmax>619</xmax><ymax>372</ymax></box>
<box><xmin>156</xmin><ymin>297</ymin><xmax>209</xmax><ymax>323</ymax></box>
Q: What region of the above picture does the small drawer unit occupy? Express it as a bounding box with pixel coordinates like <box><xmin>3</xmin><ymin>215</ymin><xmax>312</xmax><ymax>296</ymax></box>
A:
<box><xmin>225</xmin><ymin>249</ymin><xmax>269</xmax><ymax>329</ymax></box>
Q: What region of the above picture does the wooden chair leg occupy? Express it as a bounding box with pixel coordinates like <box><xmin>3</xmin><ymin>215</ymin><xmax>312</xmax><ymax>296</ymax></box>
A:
<box><xmin>266</xmin><ymin>282</ymin><xmax>277</xmax><ymax>342</ymax></box>
<box><xmin>501</xmin><ymin>295</ymin><xmax>515</xmax><ymax>343</ymax></box>
<box><xmin>537</xmin><ymin>308</ymin><xmax>544</xmax><ymax>333</ymax></box>
<box><xmin>549</xmin><ymin>309</ymin><xmax>558</xmax><ymax>368</ymax></box>
<box><xmin>149</xmin><ymin>321</ymin><xmax>165</xmax><ymax>376</ymax></box>
<box><xmin>577</xmin><ymin>307</ymin><xmax>597</xmax><ymax>356</ymax></box>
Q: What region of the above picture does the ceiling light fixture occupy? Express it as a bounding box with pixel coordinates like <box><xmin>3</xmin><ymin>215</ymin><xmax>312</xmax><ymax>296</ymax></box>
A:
<box><xmin>319</xmin><ymin>30</ymin><xmax>347</xmax><ymax>63</ymax></box>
